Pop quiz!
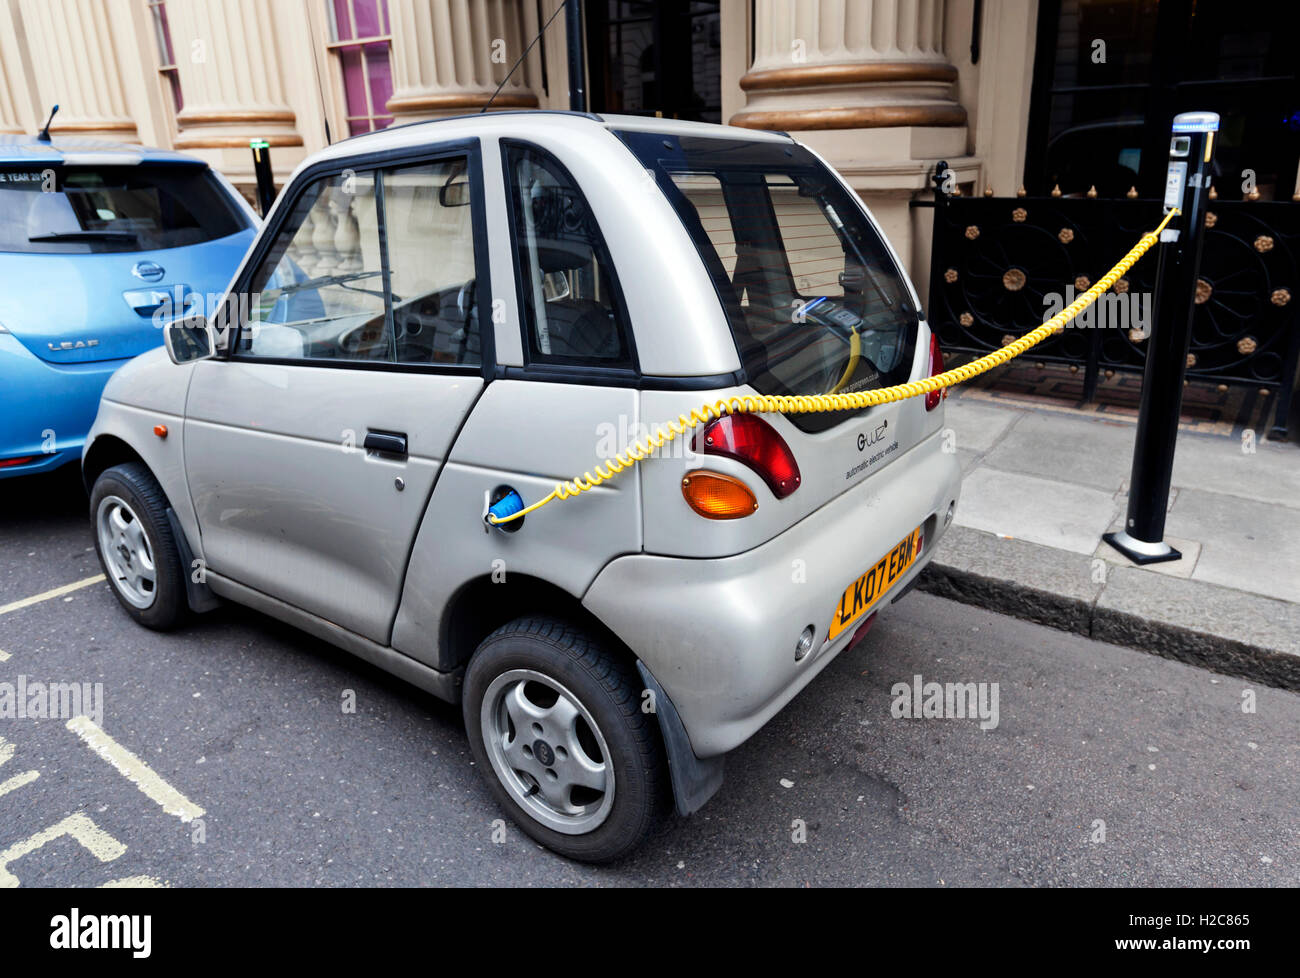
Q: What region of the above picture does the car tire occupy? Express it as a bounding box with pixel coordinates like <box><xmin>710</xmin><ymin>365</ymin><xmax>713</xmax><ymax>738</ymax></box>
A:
<box><xmin>90</xmin><ymin>462</ymin><xmax>188</xmax><ymax>631</ymax></box>
<box><xmin>463</xmin><ymin>616</ymin><xmax>668</xmax><ymax>863</ymax></box>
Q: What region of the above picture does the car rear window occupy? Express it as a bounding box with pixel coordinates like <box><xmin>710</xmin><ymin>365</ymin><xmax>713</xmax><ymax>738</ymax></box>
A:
<box><xmin>0</xmin><ymin>164</ymin><xmax>246</xmax><ymax>254</ymax></box>
<box><xmin>616</xmin><ymin>131</ymin><xmax>919</xmax><ymax>433</ymax></box>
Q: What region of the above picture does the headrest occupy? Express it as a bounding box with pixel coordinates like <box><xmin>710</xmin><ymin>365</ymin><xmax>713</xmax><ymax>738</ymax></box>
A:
<box><xmin>535</xmin><ymin>235</ymin><xmax>593</xmax><ymax>273</ymax></box>
<box><xmin>27</xmin><ymin>190</ymin><xmax>82</xmax><ymax>236</ymax></box>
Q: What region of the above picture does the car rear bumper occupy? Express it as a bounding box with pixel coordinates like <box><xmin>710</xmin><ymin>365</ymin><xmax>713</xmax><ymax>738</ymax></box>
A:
<box><xmin>0</xmin><ymin>333</ymin><xmax>129</xmax><ymax>479</ymax></box>
<box><xmin>583</xmin><ymin>431</ymin><xmax>961</xmax><ymax>758</ymax></box>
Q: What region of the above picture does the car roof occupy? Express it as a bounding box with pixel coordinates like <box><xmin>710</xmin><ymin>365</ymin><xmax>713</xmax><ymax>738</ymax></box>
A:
<box><xmin>0</xmin><ymin>133</ymin><xmax>207</xmax><ymax>166</ymax></box>
<box><xmin>316</xmin><ymin>109</ymin><xmax>791</xmax><ymax>165</ymax></box>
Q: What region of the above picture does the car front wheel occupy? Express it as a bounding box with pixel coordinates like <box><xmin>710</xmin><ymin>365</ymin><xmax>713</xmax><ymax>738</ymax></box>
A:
<box><xmin>463</xmin><ymin>616</ymin><xmax>667</xmax><ymax>863</ymax></box>
<box><xmin>91</xmin><ymin>462</ymin><xmax>187</xmax><ymax>630</ymax></box>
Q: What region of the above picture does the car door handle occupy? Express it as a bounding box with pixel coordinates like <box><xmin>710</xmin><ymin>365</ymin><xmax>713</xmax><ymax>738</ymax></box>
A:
<box><xmin>364</xmin><ymin>430</ymin><xmax>408</xmax><ymax>457</ymax></box>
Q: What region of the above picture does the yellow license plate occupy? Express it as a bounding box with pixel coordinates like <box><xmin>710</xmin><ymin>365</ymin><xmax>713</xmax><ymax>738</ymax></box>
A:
<box><xmin>827</xmin><ymin>526</ymin><xmax>924</xmax><ymax>642</ymax></box>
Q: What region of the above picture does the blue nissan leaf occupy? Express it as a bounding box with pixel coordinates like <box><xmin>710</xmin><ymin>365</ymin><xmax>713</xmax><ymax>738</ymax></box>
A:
<box><xmin>0</xmin><ymin>134</ymin><xmax>257</xmax><ymax>478</ymax></box>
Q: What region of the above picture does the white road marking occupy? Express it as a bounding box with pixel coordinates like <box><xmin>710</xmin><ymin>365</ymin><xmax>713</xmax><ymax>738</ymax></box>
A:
<box><xmin>0</xmin><ymin>813</ymin><xmax>126</xmax><ymax>888</ymax></box>
<box><xmin>0</xmin><ymin>649</ymin><xmax>10</xmax><ymax>662</ymax></box>
<box><xmin>0</xmin><ymin>736</ymin><xmax>39</xmax><ymax>799</ymax></box>
<box><xmin>0</xmin><ymin>575</ymin><xmax>105</xmax><ymax>617</ymax></box>
<box><xmin>100</xmin><ymin>875</ymin><xmax>168</xmax><ymax>888</ymax></box>
<box><xmin>0</xmin><ymin>770</ymin><xmax>39</xmax><ymax>798</ymax></box>
<box><xmin>66</xmin><ymin>716</ymin><xmax>205</xmax><ymax>823</ymax></box>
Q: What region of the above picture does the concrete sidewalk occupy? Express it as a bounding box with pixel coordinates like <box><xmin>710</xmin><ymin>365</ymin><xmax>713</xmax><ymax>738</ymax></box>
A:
<box><xmin>919</xmin><ymin>385</ymin><xmax>1300</xmax><ymax>690</ymax></box>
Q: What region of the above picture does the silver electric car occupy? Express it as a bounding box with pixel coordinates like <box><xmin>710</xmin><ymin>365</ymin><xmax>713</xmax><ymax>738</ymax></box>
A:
<box><xmin>85</xmin><ymin>112</ymin><xmax>961</xmax><ymax>862</ymax></box>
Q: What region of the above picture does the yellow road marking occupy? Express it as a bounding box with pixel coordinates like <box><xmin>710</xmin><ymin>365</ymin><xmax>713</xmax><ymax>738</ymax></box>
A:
<box><xmin>0</xmin><ymin>813</ymin><xmax>126</xmax><ymax>888</ymax></box>
<box><xmin>0</xmin><ymin>575</ymin><xmax>105</xmax><ymax>617</ymax></box>
<box><xmin>100</xmin><ymin>875</ymin><xmax>168</xmax><ymax>888</ymax></box>
<box><xmin>0</xmin><ymin>770</ymin><xmax>39</xmax><ymax>798</ymax></box>
<box><xmin>0</xmin><ymin>650</ymin><xmax>10</xmax><ymax>662</ymax></box>
<box><xmin>66</xmin><ymin>716</ymin><xmax>205</xmax><ymax>823</ymax></box>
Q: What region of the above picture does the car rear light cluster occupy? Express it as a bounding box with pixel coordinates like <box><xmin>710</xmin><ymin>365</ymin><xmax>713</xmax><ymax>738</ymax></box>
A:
<box><xmin>925</xmin><ymin>333</ymin><xmax>947</xmax><ymax>411</ymax></box>
<box><xmin>693</xmin><ymin>414</ymin><xmax>800</xmax><ymax>498</ymax></box>
<box><xmin>0</xmin><ymin>456</ymin><xmax>36</xmax><ymax>469</ymax></box>
<box><xmin>681</xmin><ymin>414</ymin><xmax>802</xmax><ymax>520</ymax></box>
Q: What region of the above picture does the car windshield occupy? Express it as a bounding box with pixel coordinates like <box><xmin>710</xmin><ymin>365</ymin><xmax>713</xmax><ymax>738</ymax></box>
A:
<box><xmin>617</xmin><ymin>131</ymin><xmax>919</xmax><ymax>433</ymax></box>
<box><xmin>0</xmin><ymin>164</ymin><xmax>246</xmax><ymax>254</ymax></box>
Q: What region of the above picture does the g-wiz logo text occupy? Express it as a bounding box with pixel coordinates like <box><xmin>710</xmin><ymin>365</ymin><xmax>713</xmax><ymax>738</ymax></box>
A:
<box><xmin>50</xmin><ymin>908</ymin><xmax>151</xmax><ymax>958</ymax></box>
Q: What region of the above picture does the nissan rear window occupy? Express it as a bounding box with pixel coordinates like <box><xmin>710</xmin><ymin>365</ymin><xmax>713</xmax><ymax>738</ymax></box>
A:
<box><xmin>0</xmin><ymin>164</ymin><xmax>247</xmax><ymax>254</ymax></box>
<box><xmin>616</xmin><ymin>131</ymin><xmax>919</xmax><ymax>433</ymax></box>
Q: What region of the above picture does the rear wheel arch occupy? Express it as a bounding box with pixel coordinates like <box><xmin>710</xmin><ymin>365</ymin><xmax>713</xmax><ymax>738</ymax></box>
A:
<box><xmin>440</xmin><ymin>573</ymin><xmax>638</xmax><ymax>676</ymax></box>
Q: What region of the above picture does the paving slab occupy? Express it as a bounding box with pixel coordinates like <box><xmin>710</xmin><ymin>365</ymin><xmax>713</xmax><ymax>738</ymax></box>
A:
<box><xmin>1170</xmin><ymin>431</ymin><xmax>1300</xmax><ymax>509</ymax></box>
<box><xmin>1164</xmin><ymin>489</ymin><xmax>1300</xmax><ymax>604</ymax></box>
<box><xmin>980</xmin><ymin>411</ymin><xmax>1137</xmax><ymax>491</ymax></box>
<box><xmin>954</xmin><ymin>467</ymin><xmax>1120</xmax><ymax>554</ymax></box>
<box><xmin>941</xmin><ymin>398</ymin><xmax>1025</xmax><ymax>454</ymax></box>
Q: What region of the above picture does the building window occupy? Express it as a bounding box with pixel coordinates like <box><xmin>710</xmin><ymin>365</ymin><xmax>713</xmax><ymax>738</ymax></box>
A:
<box><xmin>586</xmin><ymin>1</ymin><xmax>722</xmax><ymax>124</ymax></box>
<box><xmin>1025</xmin><ymin>0</ymin><xmax>1300</xmax><ymax>200</ymax></box>
<box><xmin>148</xmin><ymin>0</ymin><xmax>183</xmax><ymax>113</ymax></box>
<box><xmin>328</xmin><ymin>0</ymin><xmax>394</xmax><ymax>136</ymax></box>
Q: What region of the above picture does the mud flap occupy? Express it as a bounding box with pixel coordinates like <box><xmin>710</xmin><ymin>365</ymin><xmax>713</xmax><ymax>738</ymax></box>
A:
<box><xmin>166</xmin><ymin>508</ymin><xmax>221</xmax><ymax>614</ymax></box>
<box><xmin>636</xmin><ymin>661</ymin><xmax>725</xmax><ymax>816</ymax></box>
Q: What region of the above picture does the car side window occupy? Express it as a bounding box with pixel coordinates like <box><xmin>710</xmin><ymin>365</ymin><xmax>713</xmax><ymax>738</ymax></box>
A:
<box><xmin>383</xmin><ymin>161</ymin><xmax>481</xmax><ymax>365</ymax></box>
<box><xmin>504</xmin><ymin>143</ymin><xmax>632</xmax><ymax>368</ymax></box>
<box><xmin>241</xmin><ymin>170</ymin><xmax>386</xmax><ymax>361</ymax></box>
<box><xmin>237</xmin><ymin>157</ymin><xmax>480</xmax><ymax>366</ymax></box>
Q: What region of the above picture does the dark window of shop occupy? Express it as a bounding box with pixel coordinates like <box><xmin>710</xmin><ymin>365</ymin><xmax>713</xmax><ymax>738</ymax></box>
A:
<box><xmin>584</xmin><ymin>1</ymin><xmax>722</xmax><ymax>123</ymax></box>
<box><xmin>1025</xmin><ymin>0</ymin><xmax>1300</xmax><ymax>200</ymax></box>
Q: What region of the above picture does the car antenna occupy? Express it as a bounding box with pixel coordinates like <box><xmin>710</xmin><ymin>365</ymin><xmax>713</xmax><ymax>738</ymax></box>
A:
<box><xmin>481</xmin><ymin>0</ymin><xmax>570</xmax><ymax>113</ymax></box>
<box><xmin>36</xmin><ymin>104</ymin><xmax>59</xmax><ymax>142</ymax></box>
<box><xmin>304</xmin><ymin>4</ymin><xmax>332</xmax><ymax>144</ymax></box>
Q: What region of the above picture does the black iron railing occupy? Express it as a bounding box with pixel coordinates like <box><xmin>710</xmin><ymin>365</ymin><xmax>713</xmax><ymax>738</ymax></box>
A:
<box><xmin>925</xmin><ymin>169</ymin><xmax>1300</xmax><ymax>440</ymax></box>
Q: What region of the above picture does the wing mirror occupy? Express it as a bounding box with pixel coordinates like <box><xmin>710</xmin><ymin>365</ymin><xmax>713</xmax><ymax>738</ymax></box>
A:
<box><xmin>163</xmin><ymin>311</ymin><xmax>218</xmax><ymax>365</ymax></box>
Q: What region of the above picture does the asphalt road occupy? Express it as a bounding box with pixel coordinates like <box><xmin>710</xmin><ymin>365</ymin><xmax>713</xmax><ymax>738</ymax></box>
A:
<box><xmin>1</xmin><ymin>467</ymin><xmax>1296</xmax><ymax>887</ymax></box>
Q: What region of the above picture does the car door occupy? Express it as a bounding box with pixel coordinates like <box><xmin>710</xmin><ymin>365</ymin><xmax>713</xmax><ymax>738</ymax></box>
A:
<box><xmin>184</xmin><ymin>142</ymin><xmax>492</xmax><ymax>644</ymax></box>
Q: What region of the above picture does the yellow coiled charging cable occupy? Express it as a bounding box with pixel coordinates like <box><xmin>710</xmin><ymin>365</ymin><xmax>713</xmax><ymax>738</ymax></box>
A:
<box><xmin>489</xmin><ymin>207</ymin><xmax>1179</xmax><ymax>525</ymax></box>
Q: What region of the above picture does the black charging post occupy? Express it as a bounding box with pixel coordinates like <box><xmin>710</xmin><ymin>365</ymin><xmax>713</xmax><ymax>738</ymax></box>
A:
<box><xmin>250</xmin><ymin>139</ymin><xmax>275</xmax><ymax>218</ymax></box>
<box><xmin>1104</xmin><ymin>111</ymin><xmax>1219</xmax><ymax>565</ymax></box>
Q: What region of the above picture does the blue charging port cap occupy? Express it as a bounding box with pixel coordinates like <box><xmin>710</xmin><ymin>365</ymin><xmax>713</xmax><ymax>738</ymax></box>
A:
<box><xmin>487</xmin><ymin>487</ymin><xmax>525</xmax><ymax>532</ymax></box>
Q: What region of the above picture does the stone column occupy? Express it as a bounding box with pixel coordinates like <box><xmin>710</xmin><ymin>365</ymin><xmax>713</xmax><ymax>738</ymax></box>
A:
<box><xmin>732</xmin><ymin>0</ymin><xmax>976</xmax><ymax>280</ymax></box>
<box><xmin>166</xmin><ymin>0</ymin><xmax>304</xmax><ymax>151</ymax></box>
<box><xmin>15</xmin><ymin>0</ymin><xmax>138</xmax><ymax>140</ymax></box>
<box><xmin>733</xmin><ymin>0</ymin><xmax>964</xmax><ymax>132</ymax></box>
<box><xmin>385</xmin><ymin>0</ymin><xmax>541</xmax><ymax>120</ymax></box>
